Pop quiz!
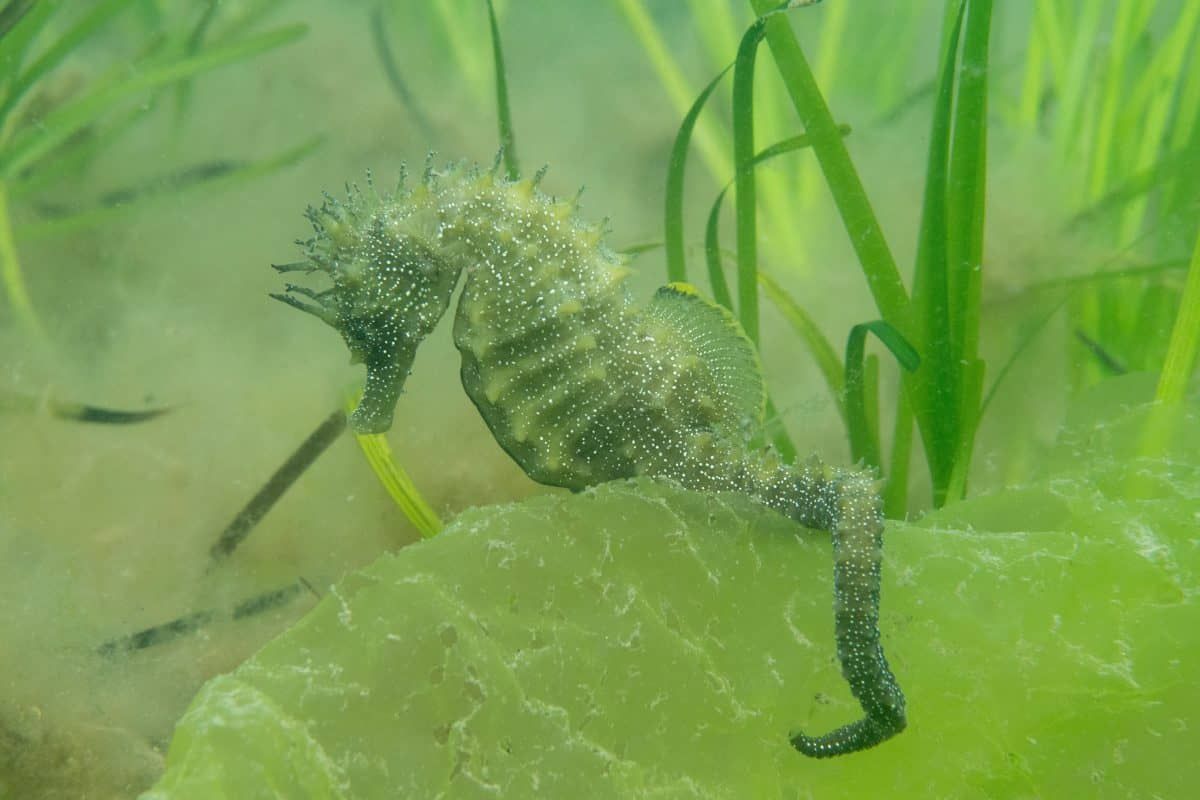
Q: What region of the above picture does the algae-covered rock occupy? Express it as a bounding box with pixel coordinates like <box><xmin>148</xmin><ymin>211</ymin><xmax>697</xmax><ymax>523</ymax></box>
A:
<box><xmin>146</xmin><ymin>481</ymin><xmax>837</xmax><ymax>798</ymax></box>
<box><xmin>145</xmin><ymin>391</ymin><xmax>1199</xmax><ymax>799</ymax></box>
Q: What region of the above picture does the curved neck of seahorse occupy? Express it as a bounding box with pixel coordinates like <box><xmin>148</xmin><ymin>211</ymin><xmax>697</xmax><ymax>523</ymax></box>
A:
<box><xmin>351</xmin><ymin>337</ymin><xmax>420</xmax><ymax>433</ymax></box>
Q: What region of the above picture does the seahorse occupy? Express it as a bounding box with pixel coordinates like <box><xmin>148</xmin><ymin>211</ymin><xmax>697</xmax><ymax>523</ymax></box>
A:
<box><xmin>272</xmin><ymin>159</ymin><xmax>906</xmax><ymax>757</ymax></box>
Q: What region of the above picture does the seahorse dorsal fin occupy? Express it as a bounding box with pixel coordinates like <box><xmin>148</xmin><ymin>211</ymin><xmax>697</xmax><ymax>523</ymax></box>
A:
<box><xmin>645</xmin><ymin>283</ymin><xmax>766</xmax><ymax>429</ymax></box>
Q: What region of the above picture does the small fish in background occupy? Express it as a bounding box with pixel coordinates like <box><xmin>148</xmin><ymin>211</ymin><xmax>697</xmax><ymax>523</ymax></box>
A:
<box><xmin>0</xmin><ymin>386</ymin><xmax>169</xmax><ymax>424</ymax></box>
<box><xmin>1074</xmin><ymin>329</ymin><xmax>1129</xmax><ymax>376</ymax></box>
<box><xmin>95</xmin><ymin>580</ymin><xmax>315</xmax><ymax>657</ymax></box>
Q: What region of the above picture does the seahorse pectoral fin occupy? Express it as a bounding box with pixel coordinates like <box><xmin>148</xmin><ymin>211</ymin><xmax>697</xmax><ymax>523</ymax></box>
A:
<box><xmin>789</xmin><ymin>467</ymin><xmax>906</xmax><ymax>758</ymax></box>
<box><xmin>348</xmin><ymin>339</ymin><xmax>418</xmax><ymax>434</ymax></box>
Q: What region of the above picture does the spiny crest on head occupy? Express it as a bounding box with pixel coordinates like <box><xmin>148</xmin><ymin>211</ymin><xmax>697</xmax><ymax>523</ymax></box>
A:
<box><xmin>342</xmin><ymin>180</ymin><xmax>363</xmax><ymax>208</ymax></box>
<box><xmin>363</xmin><ymin>168</ymin><xmax>379</xmax><ymax>203</ymax></box>
<box><xmin>509</xmin><ymin>163</ymin><xmax>548</xmax><ymax>199</ymax></box>
<box><xmin>428</xmin><ymin>157</ymin><xmax>483</xmax><ymax>191</ymax></box>
<box><xmin>549</xmin><ymin>184</ymin><xmax>588</xmax><ymax>223</ymax></box>
<box><xmin>422</xmin><ymin>152</ymin><xmax>436</xmax><ymax>188</ymax></box>
<box><xmin>301</xmin><ymin>191</ymin><xmax>354</xmax><ymax>255</ymax></box>
<box><xmin>394</xmin><ymin>162</ymin><xmax>408</xmax><ymax>196</ymax></box>
<box><xmin>273</xmin><ymin>157</ymin><xmax>601</xmax><ymax>325</ymax></box>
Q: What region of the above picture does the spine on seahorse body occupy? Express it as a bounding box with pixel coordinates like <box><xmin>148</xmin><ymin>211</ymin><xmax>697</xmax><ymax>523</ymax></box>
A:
<box><xmin>274</xmin><ymin>159</ymin><xmax>905</xmax><ymax>757</ymax></box>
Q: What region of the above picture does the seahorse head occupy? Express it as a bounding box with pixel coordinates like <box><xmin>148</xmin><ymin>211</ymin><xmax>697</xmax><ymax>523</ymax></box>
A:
<box><xmin>273</xmin><ymin>181</ymin><xmax>461</xmax><ymax>433</ymax></box>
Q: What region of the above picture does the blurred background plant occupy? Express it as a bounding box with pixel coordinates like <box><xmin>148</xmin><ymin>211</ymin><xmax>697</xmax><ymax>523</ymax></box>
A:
<box><xmin>0</xmin><ymin>0</ymin><xmax>317</xmax><ymax>341</ymax></box>
<box><xmin>365</xmin><ymin>0</ymin><xmax>1198</xmax><ymax>516</ymax></box>
<box><xmin>1005</xmin><ymin>2</ymin><xmax>1200</xmax><ymax>394</ymax></box>
<box><xmin>592</xmin><ymin>0</ymin><xmax>1200</xmax><ymax>514</ymax></box>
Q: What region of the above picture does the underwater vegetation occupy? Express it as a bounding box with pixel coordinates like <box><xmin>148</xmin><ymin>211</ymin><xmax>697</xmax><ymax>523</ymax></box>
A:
<box><xmin>1</xmin><ymin>0</ymin><xmax>1199</xmax><ymax>797</ymax></box>
<box><xmin>0</xmin><ymin>0</ymin><xmax>317</xmax><ymax>342</ymax></box>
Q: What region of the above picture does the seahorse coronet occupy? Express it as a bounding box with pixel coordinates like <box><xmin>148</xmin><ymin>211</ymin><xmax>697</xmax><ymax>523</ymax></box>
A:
<box><xmin>275</xmin><ymin>159</ymin><xmax>907</xmax><ymax>757</ymax></box>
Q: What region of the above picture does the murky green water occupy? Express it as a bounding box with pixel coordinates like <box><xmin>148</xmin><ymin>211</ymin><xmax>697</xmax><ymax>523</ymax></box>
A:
<box><xmin>1</xmin><ymin>2</ymin><xmax>1196</xmax><ymax>797</ymax></box>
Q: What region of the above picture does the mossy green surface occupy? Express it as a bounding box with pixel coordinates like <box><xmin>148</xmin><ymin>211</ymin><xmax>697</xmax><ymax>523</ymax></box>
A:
<box><xmin>144</xmin><ymin>388</ymin><xmax>1198</xmax><ymax>799</ymax></box>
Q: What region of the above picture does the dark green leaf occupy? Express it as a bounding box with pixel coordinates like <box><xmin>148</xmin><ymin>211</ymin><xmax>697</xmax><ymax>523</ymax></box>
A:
<box><xmin>486</xmin><ymin>0</ymin><xmax>518</xmax><ymax>180</ymax></box>
<box><xmin>665</xmin><ymin>64</ymin><xmax>730</xmax><ymax>285</ymax></box>
<box><xmin>844</xmin><ymin>320</ymin><xmax>919</xmax><ymax>467</ymax></box>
